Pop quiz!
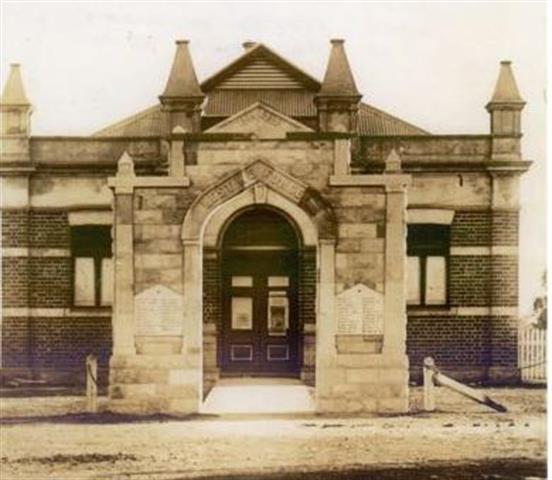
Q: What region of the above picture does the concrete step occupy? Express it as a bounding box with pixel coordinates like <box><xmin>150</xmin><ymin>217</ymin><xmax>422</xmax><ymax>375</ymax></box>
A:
<box><xmin>201</xmin><ymin>377</ymin><xmax>315</xmax><ymax>414</ymax></box>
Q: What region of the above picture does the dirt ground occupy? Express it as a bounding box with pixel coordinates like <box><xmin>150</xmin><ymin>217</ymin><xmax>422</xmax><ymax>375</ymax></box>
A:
<box><xmin>0</xmin><ymin>387</ymin><xmax>547</xmax><ymax>479</ymax></box>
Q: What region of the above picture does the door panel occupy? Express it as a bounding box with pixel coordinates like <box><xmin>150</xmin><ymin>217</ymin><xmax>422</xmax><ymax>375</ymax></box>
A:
<box><xmin>221</xmin><ymin>251</ymin><xmax>299</xmax><ymax>375</ymax></box>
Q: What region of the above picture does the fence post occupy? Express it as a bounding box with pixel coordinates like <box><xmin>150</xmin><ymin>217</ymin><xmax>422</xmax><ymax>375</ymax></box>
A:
<box><xmin>423</xmin><ymin>357</ymin><xmax>436</xmax><ymax>412</ymax></box>
<box><xmin>86</xmin><ymin>354</ymin><xmax>98</xmax><ymax>413</ymax></box>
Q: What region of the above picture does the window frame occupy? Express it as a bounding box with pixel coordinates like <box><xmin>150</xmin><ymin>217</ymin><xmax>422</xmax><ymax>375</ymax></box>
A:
<box><xmin>407</xmin><ymin>224</ymin><xmax>450</xmax><ymax>308</ymax></box>
<box><xmin>70</xmin><ymin>225</ymin><xmax>112</xmax><ymax>308</ymax></box>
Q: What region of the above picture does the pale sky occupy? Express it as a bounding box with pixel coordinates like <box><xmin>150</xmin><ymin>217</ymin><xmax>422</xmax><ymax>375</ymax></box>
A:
<box><xmin>1</xmin><ymin>2</ymin><xmax>548</xmax><ymax>314</ymax></box>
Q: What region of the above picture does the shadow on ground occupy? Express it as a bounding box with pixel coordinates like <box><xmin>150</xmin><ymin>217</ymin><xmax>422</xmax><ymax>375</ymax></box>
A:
<box><xmin>89</xmin><ymin>458</ymin><xmax>547</xmax><ymax>480</ymax></box>
<box><xmin>0</xmin><ymin>412</ymin><xmax>218</xmax><ymax>425</ymax></box>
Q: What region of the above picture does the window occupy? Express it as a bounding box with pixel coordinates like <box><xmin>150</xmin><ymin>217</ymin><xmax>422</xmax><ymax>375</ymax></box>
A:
<box><xmin>407</xmin><ymin>224</ymin><xmax>449</xmax><ymax>306</ymax></box>
<box><xmin>71</xmin><ymin>226</ymin><xmax>112</xmax><ymax>306</ymax></box>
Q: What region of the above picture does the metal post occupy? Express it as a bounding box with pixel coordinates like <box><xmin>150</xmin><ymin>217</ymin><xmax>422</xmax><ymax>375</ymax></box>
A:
<box><xmin>86</xmin><ymin>354</ymin><xmax>98</xmax><ymax>413</ymax></box>
<box><xmin>423</xmin><ymin>357</ymin><xmax>436</xmax><ymax>412</ymax></box>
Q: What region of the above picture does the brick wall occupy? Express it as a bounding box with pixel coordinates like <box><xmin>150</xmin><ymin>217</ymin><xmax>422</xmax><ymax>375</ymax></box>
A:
<box><xmin>299</xmin><ymin>248</ymin><xmax>316</xmax><ymax>384</ymax></box>
<box><xmin>2</xmin><ymin>257</ymin><xmax>29</xmax><ymax>307</ymax></box>
<box><xmin>1</xmin><ymin>317</ymin><xmax>31</xmax><ymax>368</ymax></box>
<box><xmin>299</xmin><ymin>248</ymin><xmax>316</xmax><ymax>326</ymax></box>
<box><xmin>407</xmin><ymin>315</ymin><xmax>491</xmax><ymax>383</ymax></box>
<box><xmin>29</xmin><ymin>258</ymin><xmax>72</xmax><ymax>307</ymax></box>
<box><xmin>30</xmin><ymin>317</ymin><xmax>112</xmax><ymax>384</ymax></box>
<box><xmin>492</xmin><ymin>211</ymin><xmax>519</xmax><ymax>246</ymax></box>
<box><xmin>2</xmin><ymin>210</ymin><xmax>29</xmax><ymax>246</ymax></box>
<box><xmin>1</xmin><ymin>208</ymin><xmax>113</xmax><ymax>385</ymax></box>
<box><xmin>449</xmin><ymin>256</ymin><xmax>491</xmax><ymax>306</ymax></box>
<box><xmin>491</xmin><ymin>256</ymin><xmax>519</xmax><ymax>306</ymax></box>
<box><xmin>407</xmin><ymin>207</ymin><xmax>520</xmax><ymax>383</ymax></box>
<box><xmin>203</xmin><ymin>252</ymin><xmax>222</xmax><ymax>326</ymax></box>
<box><xmin>451</xmin><ymin>211</ymin><xmax>491</xmax><ymax>246</ymax></box>
<box><xmin>29</xmin><ymin>211</ymin><xmax>70</xmax><ymax>247</ymax></box>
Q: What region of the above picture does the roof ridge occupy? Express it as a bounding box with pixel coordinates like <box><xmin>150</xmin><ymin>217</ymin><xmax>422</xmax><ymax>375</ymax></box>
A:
<box><xmin>201</xmin><ymin>43</ymin><xmax>321</xmax><ymax>92</ymax></box>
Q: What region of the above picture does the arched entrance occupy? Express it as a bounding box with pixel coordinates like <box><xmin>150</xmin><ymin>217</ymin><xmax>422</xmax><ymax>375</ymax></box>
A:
<box><xmin>219</xmin><ymin>207</ymin><xmax>302</xmax><ymax>376</ymax></box>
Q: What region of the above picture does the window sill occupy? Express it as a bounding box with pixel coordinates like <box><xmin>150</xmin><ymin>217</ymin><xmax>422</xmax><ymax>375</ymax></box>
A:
<box><xmin>407</xmin><ymin>305</ymin><xmax>452</xmax><ymax>316</ymax></box>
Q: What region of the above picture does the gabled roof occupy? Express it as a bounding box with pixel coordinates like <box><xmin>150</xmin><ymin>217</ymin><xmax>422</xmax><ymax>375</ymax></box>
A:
<box><xmin>201</xmin><ymin>43</ymin><xmax>320</xmax><ymax>91</ymax></box>
<box><xmin>93</xmin><ymin>41</ymin><xmax>429</xmax><ymax>137</ymax></box>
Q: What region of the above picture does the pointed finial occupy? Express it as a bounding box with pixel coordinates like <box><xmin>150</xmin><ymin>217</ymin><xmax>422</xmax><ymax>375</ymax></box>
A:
<box><xmin>319</xmin><ymin>39</ymin><xmax>360</xmax><ymax>97</ymax></box>
<box><xmin>1</xmin><ymin>64</ymin><xmax>31</xmax><ymax>106</ymax></box>
<box><xmin>117</xmin><ymin>151</ymin><xmax>135</xmax><ymax>177</ymax></box>
<box><xmin>160</xmin><ymin>40</ymin><xmax>204</xmax><ymax>100</ymax></box>
<box><xmin>487</xmin><ymin>60</ymin><xmax>525</xmax><ymax>109</ymax></box>
<box><xmin>385</xmin><ymin>149</ymin><xmax>401</xmax><ymax>172</ymax></box>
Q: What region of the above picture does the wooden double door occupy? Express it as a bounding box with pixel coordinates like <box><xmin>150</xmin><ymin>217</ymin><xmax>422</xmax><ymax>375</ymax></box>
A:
<box><xmin>220</xmin><ymin>251</ymin><xmax>300</xmax><ymax>375</ymax></box>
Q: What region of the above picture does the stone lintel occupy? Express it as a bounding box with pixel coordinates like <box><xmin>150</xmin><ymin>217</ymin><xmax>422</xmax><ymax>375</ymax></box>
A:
<box><xmin>407</xmin><ymin>208</ymin><xmax>455</xmax><ymax>225</ymax></box>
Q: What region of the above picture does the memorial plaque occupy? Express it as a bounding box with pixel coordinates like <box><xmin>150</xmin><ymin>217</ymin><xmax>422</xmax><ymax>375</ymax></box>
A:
<box><xmin>135</xmin><ymin>285</ymin><xmax>183</xmax><ymax>335</ymax></box>
<box><xmin>336</xmin><ymin>283</ymin><xmax>384</xmax><ymax>335</ymax></box>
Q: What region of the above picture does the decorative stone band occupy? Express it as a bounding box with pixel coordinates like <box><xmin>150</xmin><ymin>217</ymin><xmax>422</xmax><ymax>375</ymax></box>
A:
<box><xmin>0</xmin><ymin>247</ymin><xmax>70</xmax><ymax>257</ymax></box>
<box><xmin>407</xmin><ymin>306</ymin><xmax>518</xmax><ymax>317</ymax></box>
<box><xmin>2</xmin><ymin>307</ymin><xmax>112</xmax><ymax>318</ymax></box>
<box><xmin>108</xmin><ymin>175</ymin><xmax>190</xmax><ymax>194</ymax></box>
<box><xmin>329</xmin><ymin>174</ymin><xmax>412</xmax><ymax>190</ymax></box>
<box><xmin>450</xmin><ymin>246</ymin><xmax>518</xmax><ymax>256</ymax></box>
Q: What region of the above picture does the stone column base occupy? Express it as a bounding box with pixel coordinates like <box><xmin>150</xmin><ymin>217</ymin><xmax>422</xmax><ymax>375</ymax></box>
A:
<box><xmin>108</xmin><ymin>354</ymin><xmax>201</xmax><ymax>415</ymax></box>
<box><xmin>315</xmin><ymin>353</ymin><xmax>409</xmax><ymax>414</ymax></box>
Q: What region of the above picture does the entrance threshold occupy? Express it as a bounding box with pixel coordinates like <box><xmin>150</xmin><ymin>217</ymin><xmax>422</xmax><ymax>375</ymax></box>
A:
<box><xmin>201</xmin><ymin>377</ymin><xmax>315</xmax><ymax>415</ymax></box>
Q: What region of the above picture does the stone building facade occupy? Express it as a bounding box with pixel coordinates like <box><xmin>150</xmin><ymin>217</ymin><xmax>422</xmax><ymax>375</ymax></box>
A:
<box><xmin>0</xmin><ymin>39</ymin><xmax>529</xmax><ymax>414</ymax></box>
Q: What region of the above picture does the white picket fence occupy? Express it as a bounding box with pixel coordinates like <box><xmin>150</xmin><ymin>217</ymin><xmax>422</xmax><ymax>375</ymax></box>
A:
<box><xmin>518</xmin><ymin>325</ymin><xmax>547</xmax><ymax>384</ymax></box>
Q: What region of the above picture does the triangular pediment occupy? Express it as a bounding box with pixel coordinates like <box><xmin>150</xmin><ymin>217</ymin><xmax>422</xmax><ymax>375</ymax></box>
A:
<box><xmin>201</xmin><ymin>44</ymin><xmax>320</xmax><ymax>92</ymax></box>
<box><xmin>205</xmin><ymin>102</ymin><xmax>313</xmax><ymax>138</ymax></box>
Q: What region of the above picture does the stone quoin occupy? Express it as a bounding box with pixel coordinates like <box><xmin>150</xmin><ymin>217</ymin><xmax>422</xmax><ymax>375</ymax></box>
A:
<box><xmin>0</xmin><ymin>40</ymin><xmax>529</xmax><ymax>414</ymax></box>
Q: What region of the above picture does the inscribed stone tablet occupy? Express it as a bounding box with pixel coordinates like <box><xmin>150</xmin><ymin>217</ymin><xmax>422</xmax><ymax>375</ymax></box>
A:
<box><xmin>135</xmin><ymin>285</ymin><xmax>183</xmax><ymax>335</ymax></box>
<box><xmin>336</xmin><ymin>284</ymin><xmax>384</xmax><ymax>335</ymax></box>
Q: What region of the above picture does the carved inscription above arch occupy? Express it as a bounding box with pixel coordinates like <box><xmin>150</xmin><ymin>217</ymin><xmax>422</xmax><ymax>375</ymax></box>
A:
<box><xmin>183</xmin><ymin>158</ymin><xmax>337</xmax><ymax>242</ymax></box>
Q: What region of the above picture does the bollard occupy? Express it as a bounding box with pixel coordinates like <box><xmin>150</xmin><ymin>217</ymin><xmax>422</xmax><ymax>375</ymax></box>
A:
<box><xmin>423</xmin><ymin>357</ymin><xmax>436</xmax><ymax>412</ymax></box>
<box><xmin>86</xmin><ymin>354</ymin><xmax>98</xmax><ymax>413</ymax></box>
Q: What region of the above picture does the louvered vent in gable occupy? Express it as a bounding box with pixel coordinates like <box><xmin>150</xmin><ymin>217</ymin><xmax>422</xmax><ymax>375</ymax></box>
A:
<box><xmin>218</xmin><ymin>57</ymin><xmax>304</xmax><ymax>89</ymax></box>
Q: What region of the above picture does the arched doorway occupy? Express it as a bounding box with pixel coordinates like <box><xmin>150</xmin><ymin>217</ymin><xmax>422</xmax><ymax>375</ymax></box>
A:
<box><xmin>219</xmin><ymin>207</ymin><xmax>301</xmax><ymax>376</ymax></box>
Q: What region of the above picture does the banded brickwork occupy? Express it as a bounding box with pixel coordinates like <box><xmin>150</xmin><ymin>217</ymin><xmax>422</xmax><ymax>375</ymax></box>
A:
<box><xmin>1</xmin><ymin>208</ymin><xmax>112</xmax><ymax>385</ymax></box>
<box><xmin>406</xmin><ymin>207</ymin><xmax>520</xmax><ymax>384</ymax></box>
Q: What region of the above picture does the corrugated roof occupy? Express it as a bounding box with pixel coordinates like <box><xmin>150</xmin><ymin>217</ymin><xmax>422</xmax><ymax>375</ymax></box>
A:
<box><xmin>93</xmin><ymin>105</ymin><xmax>166</xmax><ymax>137</ymax></box>
<box><xmin>358</xmin><ymin>103</ymin><xmax>429</xmax><ymax>136</ymax></box>
<box><xmin>93</xmin><ymin>98</ymin><xmax>428</xmax><ymax>137</ymax></box>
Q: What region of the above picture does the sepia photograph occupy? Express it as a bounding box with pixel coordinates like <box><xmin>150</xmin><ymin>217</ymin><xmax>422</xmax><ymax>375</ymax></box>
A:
<box><xmin>0</xmin><ymin>2</ymin><xmax>548</xmax><ymax>479</ymax></box>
